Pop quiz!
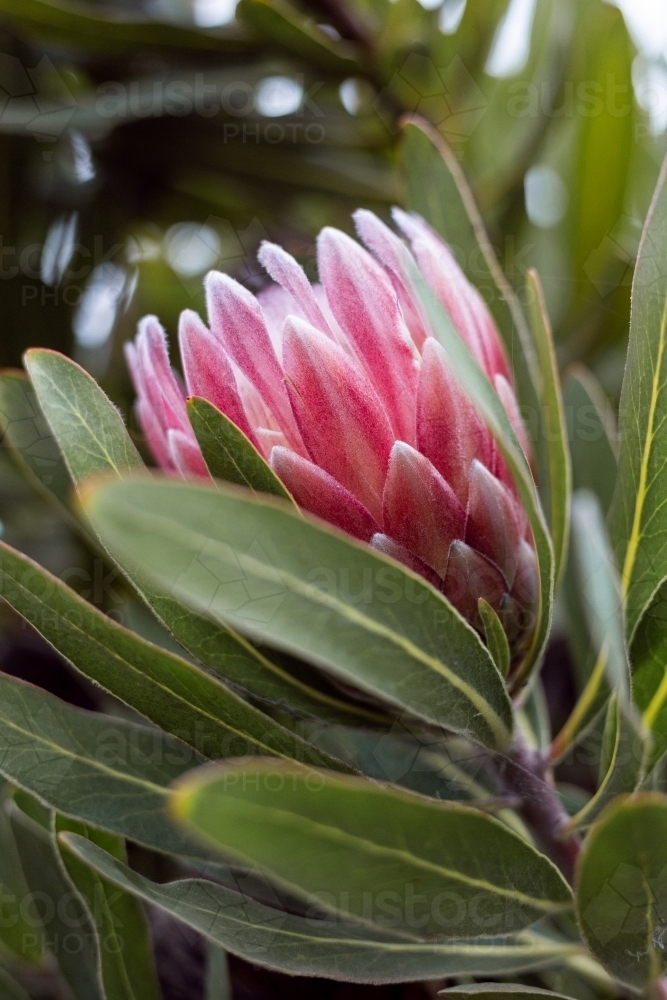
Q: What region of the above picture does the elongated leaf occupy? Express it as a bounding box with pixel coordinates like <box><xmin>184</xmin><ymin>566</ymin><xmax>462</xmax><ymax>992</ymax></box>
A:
<box><xmin>187</xmin><ymin>397</ymin><xmax>292</xmax><ymax>501</ymax></box>
<box><xmin>0</xmin><ymin>789</ymin><xmax>44</xmax><ymax>966</ymax></box>
<box><xmin>609</xmin><ymin>153</ymin><xmax>667</xmax><ymax>641</ymax></box>
<box><xmin>0</xmin><ymin>671</ymin><xmax>212</xmax><ymax>860</ymax></box>
<box><xmin>83</xmin><ymin>477</ymin><xmax>513</xmax><ymax>750</ymax></box>
<box><xmin>548</xmin><ymin>647</ymin><xmax>609</xmax><ymax>765</ymax></box>
<box><xmin>576</xmin><ymin>792</ymin><xmax>667</xmax><ymax>990</ymax></box>
<box><xmin>563</xmin><ymin>366</ymin><xmax>618</xmax><ymax>516</ymax></box>
<box><xmin>526</xmin><ymin>270</ymin><xmax>571</xmax><ymax>587</ymax></box>
<box><xmin>441</xmin><ymin>988</ymin><xmax>574</xmax><ymax>1000</ymax></box>
<box><xmin>61</xmin><ymin>833</ymin><xmax>585</xmax><ymax>984</ymax></box>
<box><xmin>145</xmin><ymin>593</ymin><xmax>382</xmax><ymax>729</ymax></box>
<box><xmin>570</xmin><ymin>490</ymin><xmax>630</xmax><ymax>707</ymax></box>
<box><xmin>0</xmin><ymin>0</ymin><xmax>250</xmax><ymax>53</ymax></box>
<box><xmin>0</xmin><ymin>538</ymin><xmax>345</xmax><ymax>772</ymax></box>
<box><xmin>204</xmin><ymin>943</ymin><xmax>231</xmax><ymax>1000</ymax></box>
<box><xmin>400</xmin><ymin>118</ymin><xmax>539</xmax><ymax>397</ymax></box>
<box><xmin>478</xmin><ymin>599</ymin><xmax>510</xmax><ymax>678</ymax></box>
<box><xmin>518</xmin><ymin>680</ymin><xmax>551</xmax><ymax>752</ymax></box>
<box><xmin>171</xmin><ymin>760</ymin><xmax>572</xmax><ymax>939</ymax></box>
<box><xmin>565</xmin><ymin>492</ymin><xmax>652</xmax><ymax>808</ymax></box>
<box><xmin>9</xmin><ymin>804</ymin><xmax>103</xmax><ymax>1000</ymax></box>
<box><xmin>564</xmin><ymin>697</ymin><xmax>644</xmax><ymax>832</ymax></box>
<box><xmin>409</xmin><ymin>267</ymin><xmax>553</xmax><ymax>688</ymax></box>
<box><xmin>236</xmin><ymin>0</ymin><xmax>357</xmax><ymax>73</ymax></box>
<box><xmin>632</xmin><ymin>579</ymin><xmax>667</xmax><ymax>760</ymax></box>
<box><xmin>0</xmin><ymin>369</ymin><xmax>73</xmax><ymax>509</ymax></box>
<box><xmin>568</xmin><ymin>4</ymin><xmax>635</xmax><ymax>320</ymax></box>
<box><xmin>55</xmin><ymin>816</ymin><xmax>160</xmax><ymax>1000</ymax></box>
<box><xmin>24</xmin><ymin>350</ymin><xmax>142</xmax><ymax>480</ymax></box>
<box><xmin>561</xmin><ymin>370</ymin><xmax>619</xmax><ymax>733</ymax></box>
<box><xmin>26</xmin><ymin>349</ymin><xmax>371</xmax><ymax>730</ymax></box>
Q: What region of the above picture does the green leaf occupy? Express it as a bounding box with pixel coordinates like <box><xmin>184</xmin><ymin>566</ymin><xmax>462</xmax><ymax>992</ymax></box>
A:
<box><xmin>55</xmin><ymin>816</ymin><xmax>161</xmax><ymax>1000</ymax></box>
<box><xmin>556</xmin><ymin>493</ymin><xmax>647</xmax><ymax>801</ymax></box>
<box><xmin>204</xmin><ymin>942</ymin><xmax>231</xmax><ymax>1000</ymax></box>
<box><xmin>440</xmin><ymin>987</ymin><xmax>575</xmax><ymax>1000</ymax></box>
<box><xmin>0</xmin><ymin>671</ymin><xmax>213</xmax><ymax>860</ymax></box>
<box><xmin>517</xmin><ymin>679</ymin><xmax>551</xmax><ymax>751</ymax></box>
<box><xmin>399</xmin><ymin>119</ymin><xmax>541</xmax><ymax>433</ymax></box>
<box><xmin>83</xmin><ymin>476</ymin><xmax>513</xmax><ymax>750</ymax></box>
<box><xmin>478</xmin><ymin>599</ymin><xmax>510</xmax><ymax>678</ymax></box>
<box><xmin>171</xmin><ymin>760</ymin><xmax>572</xmax><ymax>939</ymax></box>
<box><xmin>26</xmin><ymin>349</ymin><xmax>370</xmax><ymax>730</ymax></box>
<box><xmin>575</xmin><ymin>792</ymin><xmax>667</xmax><ymax>990</ymax></box>
<box><xmin>187</xmin><ymin>396</ymin><xmax>292</xmax><ymax>500</ymax></box>
<box><xmin>145</xmin><ymin>593</ymin><xmax>383</xmax><ymax>729</ymax></box>
<box><xmin>570</xmin><ymin>490</ymin><xmax>630</xmax><ymax>707</ymax></box>
<box><xmin>563</xmin><ymin>366</ymin><xmax>618</xmax><ymax>516</ymax></box>
<box><xmin>568</xmin><ymin>4</ymin><xmax>635</xmax><ymax>319</ymax></box>
<box><xmin>0</xmin><ymin>369</ymin><xmax>73</xmax><ymax>510</ymax></box>
<box><xmin>609</xmin><ymin>153</ymin><xmax>667</xmax><ymax>641</ymax></box>
<box><xmin>564</xmin><ymin>696</ymin><xmax>644</xmax><ymax>832</ymax></box>
<box><xmin>0</xmin><ymin>538</ymin><xmax>346</xmax><ymax>772</ymax></box>
<box><xmin>408</xmin><ymin>264</ymin><xmax>553</xmax><ymax>689</ymax></box>
<box><xmin>0</xmin><ymin>789</ymin><xmax>45</xmax><ymax>966</ymax></box>
<box><xmin>23</xmin><ymin>349</ymin><xmax>142</xmax><ymax>481</ymax></box>
<box><xmin>399</xmin><ymin>118</ymin><xmax>534</xmax><ymax>374</ymax></box>
<box><xmin>236</xmin><ymin>0</ymin><xmax>358</xmax><ymax>73</ymax></box>
<box><xmin>0</xmin><ymin>0</ymin><xmax>250</xmax><ymax>53</ymax></box>
<box><xmin>560</xmin><ymin>369</ymin><xmax>619</xmax><ymax>738</ymax></box>
<box><xmin>61</xmin><ymin>833</ymin><xmax>585</xmax><ymax>984</ymax></box>
<box><xmin>526</xmin><ymin>270</ymin><xmax>571</xmax><ymax>587</ymax></box>
<box><xmin>9</xmin><ymin>804</ymin><xmax>103</xmax><ymax>1000</ymax></box>
<box><xmin>631</xmin><ymin>579</ymin><xmax>667</xmax><ymax>757</ymax></box>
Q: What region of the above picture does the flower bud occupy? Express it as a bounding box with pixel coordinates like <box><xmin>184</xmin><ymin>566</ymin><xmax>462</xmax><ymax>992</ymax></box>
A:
<box><xmin>127</xmin><ymin>209</ymin><xmax>537</xmax><ymax>660</ymax></box>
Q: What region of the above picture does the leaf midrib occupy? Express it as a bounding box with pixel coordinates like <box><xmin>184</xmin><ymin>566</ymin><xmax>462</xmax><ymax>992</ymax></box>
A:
<box><xmin>30</xmin><ymin>358</ymin><xmax>140</xmax><ymax>476</ymax></box>
<box><xmin>58</xmin><ymin>844</ymin><xmax>588</xmax><ymax>958</ymax></box>
<box><xmin>190</xmin><ymin>798</ymin><xmax>570</xmax><ymax>912</ymax></box>
<box><xmin>0</xmin><ymin>708</ymin><xmax>170</xmax><ymax>797</ymax></box>
<box><xmin>0</xmin><ymin>561</ymin><xmax>314</xmax><ymax>764</ymax></box>
<box><xmin>621</xmin><ymin>296</ymin><xmax>667</xmax><ymax>603</ymax></box>
<box><xmin>106</xmin><ymin>497</ymin><xmax>510</xmax><ymax>747</ymax></box>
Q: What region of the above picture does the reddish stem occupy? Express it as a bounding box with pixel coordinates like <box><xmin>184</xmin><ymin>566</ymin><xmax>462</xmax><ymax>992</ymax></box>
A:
<box><xmin>494</xmin><ymin>731</ymin><xmax>581</xmax><ymax>884</ymax></box>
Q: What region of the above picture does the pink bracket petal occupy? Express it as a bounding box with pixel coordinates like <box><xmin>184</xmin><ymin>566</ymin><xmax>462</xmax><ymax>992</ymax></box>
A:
<box><xmin>179</xmin><ymin>309</ymin><xmax>258</xmax><ymax>448</ymax></box>
<box><xmin>258</xmin><ymin>241</ymin><xmax>333</xmax><ymax>337</ymax></box>
<box><xmin>382</xmin><ymin>442</ymin><xmax>465</xmax><ymax>577</ymax></box>
<box><xmin>271</xmin><ymin>447</ymin><xmax>380</xmax><ymax>542</ymax></box>
<box><xmin>205</xmin><ymin>271</ymin><xmax>302</xmax><ymax>450</ymax></box>
<box><xmin>135</xmin><ymin>316</ymin><xmax>189</xmax><ymax>435</ymax></box>
<box><xmin>167</xmin><ymin>428</ymin><xmax>210</xmax><ymax>479</ymax></box>
<box><xmin>317</xmin><ymin>226</ymin><xmax>419</xmax><ymax>445</ymax></box>
<box><xmin>416</xmin><ymin>338</ymin><xmax>493</xmax><ymax>506</ymax></box>
<box><xmin>370</xmin><ymin>533</ymin><xmax>443</xmax><ymax>589</ymax></box>
<box><xmin>465</xmin><ymin>460</ymin><xmax>524</xmax><ymax>588</ymax></box>
<box><xmin>443</xmin><ymin>540</ymin><xmax>507</xmax><ymax>628</ymax></box>
<box><xmin>354</xmin><ymin>209</ymin><xmax>429</xmax><ymax>351</ymax></box>
<box><xmin>283</xmin><ymin>315</ymin><xmax>394</xmax><ymax>523</ymax></box>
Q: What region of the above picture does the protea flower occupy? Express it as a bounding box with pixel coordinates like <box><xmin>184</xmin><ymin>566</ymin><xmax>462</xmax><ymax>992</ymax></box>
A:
<box><xmin>125</xmin><ymin>209</ymin><xmax>538</xmax><ymax>656</ymax></box>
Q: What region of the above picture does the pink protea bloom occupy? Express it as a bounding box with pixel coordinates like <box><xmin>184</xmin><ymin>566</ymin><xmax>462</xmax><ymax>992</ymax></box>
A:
<box><xmin>125</xmin><ymin>209</ymin><xmax>538</xmax><ymax>655</ymax></box>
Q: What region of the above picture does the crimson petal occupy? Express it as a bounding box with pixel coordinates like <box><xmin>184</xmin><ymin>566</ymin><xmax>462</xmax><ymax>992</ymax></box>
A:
<box><xmin>179</xmin><ymin>309</ymin><xmax>258</xmax><ymax>448</ymax></box>
<box><xmin>317</xmin><ymin>226</ymin><xmax>418</xmax><ymax>444</ymax></box>
<box><xmin>271</xmin><ymin>447</ymin><xmax>380</xmax><ymax>542</ymax></box>
<box><xmin>282</xmin><ymin>316</ymin><xmax>394</xmax><ymax>523</ymax></box>
<box><xmin>382</xmin><ymin>442</ymin><xmax>464</xmax><ymax>577</ymax></box>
